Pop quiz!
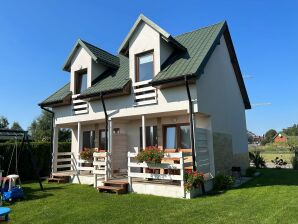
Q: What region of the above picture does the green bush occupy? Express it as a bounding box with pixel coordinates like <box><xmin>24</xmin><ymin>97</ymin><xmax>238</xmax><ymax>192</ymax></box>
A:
<box><xmin>291</xmin><ymin>152</ymin><xmax>298</xmax><ymax>170</ymax></box>
<box><xmin>0</xmin><ymin>142</ymin><xmax>70</xmax><ymax>180</ymax></box>
<box><xmin>213</xmin><ymin>174</ymin><xmax>234</xmax><ymax>191</ymax></box>
<box><xmin>246</xmin><ymin>167</ymin><xmax>257</xmax><ymax>177</ymax></box>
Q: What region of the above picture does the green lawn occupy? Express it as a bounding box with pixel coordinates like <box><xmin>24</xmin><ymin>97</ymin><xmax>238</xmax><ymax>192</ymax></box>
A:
<box><xmin>6</xmin><ymin>169</ymin><xmax>298</xmax><ymax>224</ymax></box>
<box><xmin>261</xmin><ymin>153</ymin><xmax>294</xmax><ymax>163</ymax></box>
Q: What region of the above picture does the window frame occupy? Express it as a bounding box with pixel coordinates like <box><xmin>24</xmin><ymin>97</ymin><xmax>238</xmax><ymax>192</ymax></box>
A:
<box><xmin>98</xmin><ymin>129</ymin><xmax>107</xmax><ymax>150</ymax></box>
<box><xmin>75</xmin><ymin>68</ymin><xmax>88</xmax><ymax>94</ymax></box>
<box><xmin>163</xmin><ymin>123</ymin><xmax>191</xmax><ymax>150</ymax></box>
<box><xmin>135</xmin><ymin>50</ymin><xmax>154</xmax><ymax>83</ymax></box>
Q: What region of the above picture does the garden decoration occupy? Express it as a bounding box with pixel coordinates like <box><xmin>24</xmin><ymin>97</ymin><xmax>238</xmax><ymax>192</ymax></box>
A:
<box><xmin>0</xmin><ymin>207</ymin><xmax>11</xmax><ymax>222</ymax></box>
<box><xmin>184</xmin><ymin>170</ymin><xmax>204</xmax><ymax>191</ymax></box>
<box><xmin>136</xmin><ymin>146</ymin><xmax>164</xmax><ymax>164</ymax></box>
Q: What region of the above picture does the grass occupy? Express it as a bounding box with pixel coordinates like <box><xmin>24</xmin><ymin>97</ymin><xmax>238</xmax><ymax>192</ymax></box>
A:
<box><xmin>6</xmin><ymin>169</ymin><xmax>298</xmax><ymax>224</ymax></box>
<box><xmin>261</xmin><ymin>152</ymin><xmax>294</xmax><ymax>163</ymax></box>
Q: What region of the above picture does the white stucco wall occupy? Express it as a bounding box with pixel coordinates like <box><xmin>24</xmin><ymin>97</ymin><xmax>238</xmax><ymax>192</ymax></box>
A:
<box><xmin>196</xmin><ymin>35</ymin><xmax>248</xmax><ymax>154</ymax></box>
<box><xmin>70</xmin><ymin>46</ymin><xmax>92</xmax><ymax>92</ymax></box>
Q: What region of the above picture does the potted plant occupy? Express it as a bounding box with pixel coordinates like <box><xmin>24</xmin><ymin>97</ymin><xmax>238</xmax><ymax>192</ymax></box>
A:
<box><xmin>80</xmin><ymin>148</ymin><xmax>95</xmax><ymax>161</ymax></box>
<box><xmin>136</xmin><ymin>146</ymin><xmax>164</xmax><ymax>164</ymax></box>
<box><xmin>184</xmin><ymin>170</ymin><xmax>204</xmax><ymax>198</ymax></box>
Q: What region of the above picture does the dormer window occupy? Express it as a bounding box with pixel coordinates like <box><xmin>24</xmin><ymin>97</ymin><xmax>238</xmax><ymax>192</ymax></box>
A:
<box><xmin>75</xmin><ymin>69</ymin><xmax>87</xmax><ymax>94</ymax></box>
<box><xmin>135</xmin><ymin>51</ymin><xmax>153</xmax><ymax>82</ymax></box>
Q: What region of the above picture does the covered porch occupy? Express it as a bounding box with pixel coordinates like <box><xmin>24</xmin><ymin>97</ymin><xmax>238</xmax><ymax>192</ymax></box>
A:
<box><xmin>51</xmin><ymin>110</ymin><xmax>215</xmax><ymax>198</ymax></box>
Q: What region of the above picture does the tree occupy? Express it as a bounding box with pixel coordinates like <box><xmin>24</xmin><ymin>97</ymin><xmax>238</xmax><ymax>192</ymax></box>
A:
<box><xmin>261</xmin><ymin>129</ymin><xmax>277</xmax><ymax>145</ymax></box>
<box><xmin>283</xmin><ymin>124</ymin><xmax>298</xmax><ymax>136</ymax></box>
<box><xmin>11</xmin><ymin>121</ymin><xmax>23</xmax><ymax>131</ymax></box>
<box><xmin>29</xmin><ymin>110</ymin><xmax>71</xmax><ymax>142</ymax></box>
<box><xmin>0</xmin><ymin>116</ymin><xmax>9</xmax><ymax>129</ymax></box>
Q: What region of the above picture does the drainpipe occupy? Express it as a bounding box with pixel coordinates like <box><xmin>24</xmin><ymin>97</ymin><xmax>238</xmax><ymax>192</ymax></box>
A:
<box><xmin>184</xmin><ymin>76</ymin><xmax>197</xmax><ymax>172</ymax></box>
<box><xmin>100</xmin><ymin>93</ymin><xmax>108</xmax><ymax>152</ymax></box>
<box><xmin>41</xmin><ymin>106</ymin><xmax>54</xmax><ymax>175</ymax></box>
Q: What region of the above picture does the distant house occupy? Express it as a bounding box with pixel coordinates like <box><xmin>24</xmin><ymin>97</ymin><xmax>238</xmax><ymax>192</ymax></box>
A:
<box><xmin>0</xmin><ymin>129</ymin><xmax>32</xmax><ymax>143</ymax></box>
<box><xmin>274</xmin><ymin>133</ymin><xmax>288</xmax><ymax>143</ymax></box>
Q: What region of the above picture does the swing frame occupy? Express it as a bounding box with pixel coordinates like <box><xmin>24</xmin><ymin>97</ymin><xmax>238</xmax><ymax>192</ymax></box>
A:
<box><xmin>0</xmin><ymin>129</ymin><xmax>44</xmax><ymax>191</ymax></box>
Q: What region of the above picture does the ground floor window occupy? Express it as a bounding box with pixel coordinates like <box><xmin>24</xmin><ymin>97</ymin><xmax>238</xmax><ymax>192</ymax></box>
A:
<box><xmin>99</xmin><ymin>129</ymin><xmax>107</xmax><ymax>150</ymax></box>
<box><xmin>139</xmin><ymin>126</ymin><xmax>157</xmax><ymax>148</ymax></box>
<box><xmin>163</xmin><ymin>124</ymin><xmax>190</xmax><ymax>149</ymax></box>
<box><xmin>82</xmin><ymin>130</ymin><xmax>95</xmax><ymax>149</ymax></box>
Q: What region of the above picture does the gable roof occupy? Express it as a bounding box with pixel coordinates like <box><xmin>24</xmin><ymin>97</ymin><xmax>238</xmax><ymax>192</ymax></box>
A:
<box><xmin>40</xmin><ymin>17</ymin><xmax>250</xmax><ymax>109</ymax></box>
<box><xmin>63</xmin><ymin>39</ymin><xmax>120</xmax><ymax>72</ymax></box>
<box><xmin>150</xmin><ymin>21</ymin><xmax>251</xmax><ymax>109</ymax></box>
<box><xmin>39</xmin><ymin>83</ymin><xmax>71</xmax><ymax>107</ymax></box>
<box><xmin>118</xmin><ymin>14</ymin><xmax>186</xmax><ymax>56</ymax></box>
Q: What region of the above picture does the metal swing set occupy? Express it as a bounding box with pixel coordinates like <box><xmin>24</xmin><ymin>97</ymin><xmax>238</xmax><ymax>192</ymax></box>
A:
<box><xmin>0</xmin><ymin>129</ymin><xmax>44</xmax><ymax>201</ymax></box>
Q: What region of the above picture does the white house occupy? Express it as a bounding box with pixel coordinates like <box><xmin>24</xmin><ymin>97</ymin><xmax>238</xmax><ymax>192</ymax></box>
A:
<box><xmin>39</xmin><ymin>14</ymin><xmax>251</xmax><ymax>198</ymax></box>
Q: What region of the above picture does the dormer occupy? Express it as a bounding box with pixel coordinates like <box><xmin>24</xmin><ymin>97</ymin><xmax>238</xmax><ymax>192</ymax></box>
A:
<box><xmin>62</xmin><ymin>39</ymin><xmax>120</xmax><ymax>114</ymax></box>
<box><xmin>118</xmin><ymin>14</ymin><xmax>186</xmax><ymax>106</ymax></box>
<box><xmin>118</xmin><ymin>14</ymin><xmax>186</xmax><ymax>84</ymax></box>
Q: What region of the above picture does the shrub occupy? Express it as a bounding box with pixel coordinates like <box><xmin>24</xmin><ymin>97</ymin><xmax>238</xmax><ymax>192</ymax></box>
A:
<box><xmin>184</xmin><ymin>170</ymin><xmax>204</xmax><ymax>192</ymax></box>
<box><xmin>213</xmin><ymin>174</ymin><xmax>234</xmax><ymax>191</ymax></box>
<box><xmin>80</xmin><ymin>148</ymin><xmax>95</xmax><ymax>161</ymax></box>
<box><xmin>136</xmin><ymin>146</ymin><xmax>164</xmax><ymax>164</ymax></box>
<box><xmin>271</xmin><ymin>157</ymin><xmax>287</xmax><ymax>168</ymax></box>
<box><xmin>246</xmin><ymin>167</ymin><xmax>257</xmax><ymax>177</ymax></box>
<box><xmin>0</xmin><ymin>142</ymin><xmax>70</xmax><ymax>180</ymax></box>
<box><xmin>249</xmin><ymin>151</ymin><xmax>266</xmax><ymax>168</ymax></box>
<box><xmin>291</xmin><ymin>152</ymin><xmax>298</xmax><ymax>170</ymax></box>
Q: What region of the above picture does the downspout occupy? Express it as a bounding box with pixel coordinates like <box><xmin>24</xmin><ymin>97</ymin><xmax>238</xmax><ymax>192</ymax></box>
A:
<box><xmin>100</xmin><ymin>93</ymin><xmax>108</xmax><ymax>151</ymax></box>
<box><xmin>41</xmin><ymin>106</ymin><xmax>54</xmax><ymax>175</ymax></box>
<box><xmin>184</xmin><ymin>76</ymin><xmax>197</xmax><ymax>171</ymax></box>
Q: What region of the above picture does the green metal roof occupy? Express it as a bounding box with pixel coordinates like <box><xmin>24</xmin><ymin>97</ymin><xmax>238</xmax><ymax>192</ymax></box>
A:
<box><xmin>151</xmin><ymin>21</ymin><xmax>226</xmax><ymax>83</ymax></box>
<box><xmin>41</xmin><ymin>19</ymin><xmax>250</xmax><ymax>109</ymax></box>
<box><xmin>63</xmin><ymin>39</ymin><xmax>120</xmax><ymax>71</ymax></box>
<box><xmin>78</xmin><ymin>55</ymin><xmax>130</xmax><ymax>98</ymax></box>
<box><xmin>39</xmin><ymin>83</ymin><xmax>71</xmax><ymax>106</ymax></box>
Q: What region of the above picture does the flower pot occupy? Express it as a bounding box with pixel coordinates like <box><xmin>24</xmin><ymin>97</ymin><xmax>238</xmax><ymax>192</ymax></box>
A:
<box><xmin>185</xmin><ymin>187</ymin><xmax>202</xmax><ymax>199</ymax></box>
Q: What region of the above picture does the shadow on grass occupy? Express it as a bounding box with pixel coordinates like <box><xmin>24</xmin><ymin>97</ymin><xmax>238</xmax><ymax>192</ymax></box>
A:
<box><xmin>20</xmin><ymin>184</ymin><xmax>66</xmax><ymax>201</ymax></box>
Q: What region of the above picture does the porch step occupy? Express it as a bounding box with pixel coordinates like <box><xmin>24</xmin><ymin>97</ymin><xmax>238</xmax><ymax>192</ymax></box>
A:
<box><xmin>97</xmin><ymin>181</ymin><xmax>129</xmax><ymax>194</ymax></box>
<box><xmin>48</xmin><ymin>177</ymin><xmax>69</xmax><ymax>183</ymax></box>
<box><xmin>97</xmin><ymin>185</ymin><xmax>126</xmax><ymax>194</ymax></box>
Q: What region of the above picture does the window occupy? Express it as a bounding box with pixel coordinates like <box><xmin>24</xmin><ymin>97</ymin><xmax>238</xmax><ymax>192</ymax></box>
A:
<box><xmin>164</xmin><ymin>124</ymin><xmax>191</xmax><ymax>149</ymax></box>
<box><xmin>99</xmin><ymin>129</ymin><xmax>107</xmax><ymax>150</ymax></box>
<box><xmin>135</xmin><ymin>52</ymin><xmax>154</xmax><ymax>82</ymax></box>
<box><xmin>82</xmin><ymin>130</ymin><xmax>95</xmax><ymax>149</ymax></box>
<box><xmin>75</xmin><ymin>70</ymin><xmax>87</xmax><ymax>94</ymax></box>
<box><xmin>139</xmin><ymin>126</ymin><xmax>157</xmax><ymax>148</ymax></box>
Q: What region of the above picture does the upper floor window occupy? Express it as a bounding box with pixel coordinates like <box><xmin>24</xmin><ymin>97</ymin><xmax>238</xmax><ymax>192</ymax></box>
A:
<box><xmin>75</xmin><ymin>69</ymin><xmax>87</xmax><ymax>94</ymax></box>
<box><xmin>135</xmin><ymin>51</ymin><xmax>153</xmax><ymax>82</ymax></box>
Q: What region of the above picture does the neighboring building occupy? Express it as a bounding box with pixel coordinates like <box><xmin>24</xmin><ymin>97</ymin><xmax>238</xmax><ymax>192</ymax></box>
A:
<box><xmin>39</xmin><ymin>14</ymin><xmax>251</xmax><ymax>198</ymax></box>
<box><xmin>0</xmin><ymin>129</ymin><xmax>32</xmax><ymax>143</ymax></box>
<box><xmin>274</xmin><ymin>133</ymin><xmax>288</xmax><ymax>143</ymax></box>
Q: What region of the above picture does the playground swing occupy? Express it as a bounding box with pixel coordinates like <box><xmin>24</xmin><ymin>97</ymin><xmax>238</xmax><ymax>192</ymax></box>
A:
<box><xmin>0</xmin><ymin>130</ymin><xmax>44</xmax><ymax>202</ymax></box>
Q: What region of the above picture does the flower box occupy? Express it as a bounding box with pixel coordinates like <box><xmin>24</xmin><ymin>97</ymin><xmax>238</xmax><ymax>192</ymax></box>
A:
<box><xmin>185</xmin><ymin>187</ymin><xmax>203</xmax><ymax>199</ymax></box>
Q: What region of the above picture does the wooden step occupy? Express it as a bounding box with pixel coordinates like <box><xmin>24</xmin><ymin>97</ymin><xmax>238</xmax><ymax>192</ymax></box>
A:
<box><xmin>48</xmin><ymin>176</ymin><xmax>69</xmax><ymax>183</ymax></box>
<box><xmin>97</xmin><ymin>185</ymin><xmax>126</xmax><ymax>194</ymax></box>
<box><xmin>103</xmin><ymin>181</ymin><xmax>128</xmax><ymax>188</ymax></box>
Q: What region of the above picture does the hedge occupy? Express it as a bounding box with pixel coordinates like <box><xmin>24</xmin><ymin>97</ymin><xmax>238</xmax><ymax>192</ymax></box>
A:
<box><xmin>0</xmin><ymin>142</ymin><xmax>71</xmax><ymax>180</ymax></box>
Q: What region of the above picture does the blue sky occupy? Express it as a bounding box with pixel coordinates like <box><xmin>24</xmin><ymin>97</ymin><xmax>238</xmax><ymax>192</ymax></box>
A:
<box><xmin>0</xmin><ymin>0</ymin><xmax>297</xmax><ymax>135</ymax></box>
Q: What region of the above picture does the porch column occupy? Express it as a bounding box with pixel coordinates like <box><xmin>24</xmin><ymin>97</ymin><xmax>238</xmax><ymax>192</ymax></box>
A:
<box><xmin>52</xmin><ymin>125</ymin><xmax>59</xmax><ymax>173</ymax></box>
<box><xmin>142</xmin><ymin>115</ymin><xmax>146</xmax><ymax>150</ymax></box>
<box><xmin>77</xmin><ymin>122</ymin><xmax>82</xmax><ymax>154</ymax></box>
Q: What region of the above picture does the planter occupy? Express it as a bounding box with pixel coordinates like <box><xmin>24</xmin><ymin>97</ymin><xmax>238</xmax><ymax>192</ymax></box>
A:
<box><xmin>185</xmin><ymin>187</ymin><xmax>202</xmax><ymax>199</ymax></box>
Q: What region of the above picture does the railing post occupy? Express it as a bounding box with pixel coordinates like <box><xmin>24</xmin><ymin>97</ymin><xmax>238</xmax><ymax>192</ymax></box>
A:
<box><xmin>180</xmin><ymin>153</ymin><xmax>186</xmax><ymax>198</ymax></box>
<box><xmin>93</xmin><ymin>153</ymin><xmax>97</xmax><ymax>188</ymax></box>
<box><xmin>128</xmin><ymin>152</ymin><xmax>132</xmax><ymax>192</ymax></box>
<box><xmin>52</xmin><ymin>126</ymin><xmax>59</xmax><ymax>173</ymax></box>
<box><xmin>104</xmin><ymin>153</ymin><xmax>108</xmax><ymax>182</ymax></box>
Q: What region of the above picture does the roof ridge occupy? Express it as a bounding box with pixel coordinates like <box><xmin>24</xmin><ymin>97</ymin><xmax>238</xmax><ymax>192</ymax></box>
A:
<box><xmin>174</xmin><ymin>20</ymin><xmax>226</xmax><ymax>38</ymax></box>
<box><xmin>80</xmin><ymin>39</ymin><xmax>118</xmax><ymax>58</ymax></box>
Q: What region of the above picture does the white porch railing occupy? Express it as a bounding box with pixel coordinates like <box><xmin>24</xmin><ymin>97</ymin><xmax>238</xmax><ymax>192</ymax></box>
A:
<box><xmin>128</xmin><ymin>152</ymin><xmax>192</xmax><ymax>195</ymax></box>
<box><xmin>72</xmin><ymin>94</ymin><xmax>88</xmax><ymax>115</ymax></box>
<box><xmin>56</xmin><ymin>152</ymin><xmax>77</xmax><ymax>172</ymax></box>
<box><xmin>77</xmin><ymin>153</ymin><xmax>93</xmax><ymax>173</ymax></box>
<box><xmin>133</xmin><ymin>80</ymin><xmax>157</xmax><ymax>106</ymax></box>
<box><xmin>93</xmin><ymin>152</ymin><xmax>109</xmax><ymax>188</ymax></box>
